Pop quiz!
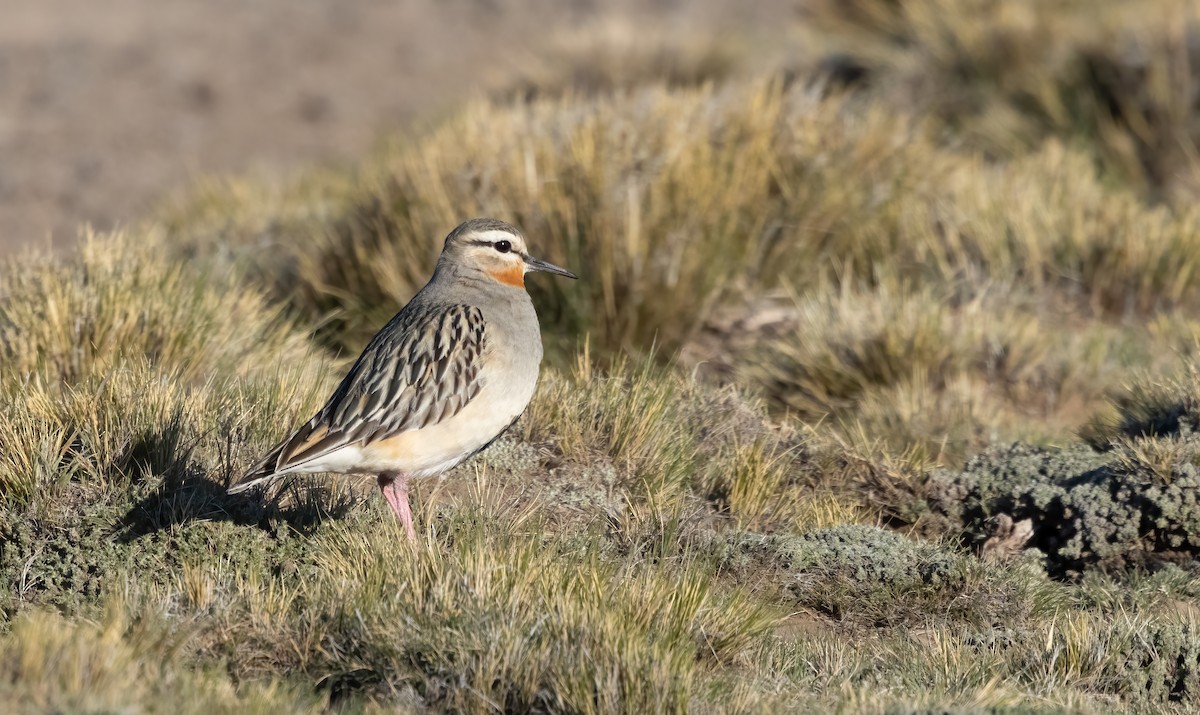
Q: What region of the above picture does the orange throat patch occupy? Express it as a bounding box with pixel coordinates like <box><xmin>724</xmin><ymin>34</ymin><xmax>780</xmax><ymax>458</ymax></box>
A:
<box><xmin>488</xmin><ymin>264</ymin><xmax>525</xmax><ymax>288</ymax></box>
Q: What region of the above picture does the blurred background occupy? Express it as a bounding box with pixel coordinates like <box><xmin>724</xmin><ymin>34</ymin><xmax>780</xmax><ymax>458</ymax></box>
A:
<box><xmin>0</xmin><ymin>0</ymin><xmax>797</xmax><ymax>251</ymax></box>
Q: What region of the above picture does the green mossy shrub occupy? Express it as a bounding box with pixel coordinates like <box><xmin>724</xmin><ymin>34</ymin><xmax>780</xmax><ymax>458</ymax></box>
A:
<box><xmin>929</xmin><ymin>443</ymin><xmax>1200</xmax><ymax>577</ymax></box>
<box><xmin>0</xmin><ymin>477</ymin><xmax>354</xmax><ymax>616</ymax></box>
<box><xmin>715</xmin><ymin>525</ymin><xmax>971</xmax><ymax>625</ymax></box>
<box><xmin>1105</xmin><ymin>621</ymin><xmax>1200</xmax><ymax>706</ymax></box>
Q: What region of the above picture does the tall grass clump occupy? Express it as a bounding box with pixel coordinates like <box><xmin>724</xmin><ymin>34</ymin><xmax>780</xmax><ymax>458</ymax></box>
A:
<box><xmin>0</xmin><ymin>231</ymin><xmax>312</xmax><ymax>387</ymax></box>
<box><xmin>0</xmin><ymin>233</ymin><xmax>330</xmax><ymax>508</ymax></box>
<box><xmin>699</xmin><ymin>281</ymin><xmax>1151</xmax><ymax>463</ymax></box>
<box><xmin>165</xmin><ymin>82</ymin><xmax>1200</xmax><ymax>461</ymax></box>
<box><xmin>1084</xmin><ymin>362</ymin><xmax>1200</xmax><ymax>448</ymax></box>
<box><xmin>524</xmin><ymin>349</ymin><xmax>700</xmax><ymax>497</ymax></box>
<box><xmin>168</xmin><ymin>83</ymin><xmax>807</xmax><ymax>357</ymax></box>
<box><xmin>805</xmin><ymin>0</ymin><xmax>1200</xmax><ymax>200</ymax></box>
<box><xmin>520</xmin><ymin>347</ymin><xmax>860</xmax><ymax>532</ymax></box>
<box><xmin>0</xmin><ymin>607</ymin><xmax>325</xmax><ymax>715</ymax></box>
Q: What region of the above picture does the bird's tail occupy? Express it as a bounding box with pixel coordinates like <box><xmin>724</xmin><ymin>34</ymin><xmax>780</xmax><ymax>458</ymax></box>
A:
<box><xmin>228</xmin><ymin>439</ymin><xmax>288</xmax><ymax>494</ymax></box>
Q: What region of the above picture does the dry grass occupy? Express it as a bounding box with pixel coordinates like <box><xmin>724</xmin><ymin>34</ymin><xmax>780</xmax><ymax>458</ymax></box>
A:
<box><xmin>162</xmin><ymin>80</ymin><xmax>1200</xmax><ymax>468</ymax></box>
<box><xmin>0</xmin><ymin>607</ymin><xmax>327</xmax><ymax>715</ymax></box>
<box><xmin>8</xmin><ymin>2</ymin><xmax>1200</xmax><ymax>711</ymax></box>
<box><xmin>5</xmin><ymin>225</ymin><xmax>1200</xmax><ymax>710</ymax></box>
<box><xmin>804</xmin><ymin>0</ymin><xmax>1200</xmax><ymax>201</ymax></box>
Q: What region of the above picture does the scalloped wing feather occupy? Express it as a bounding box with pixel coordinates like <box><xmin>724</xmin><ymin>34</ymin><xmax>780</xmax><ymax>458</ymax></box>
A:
<box><xmin>229</xmin><ymin>303</ymin><xmax>486</xmax><ymax>492</ymax></box>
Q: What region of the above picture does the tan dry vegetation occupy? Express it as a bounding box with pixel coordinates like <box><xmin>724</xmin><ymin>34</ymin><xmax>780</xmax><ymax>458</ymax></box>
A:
<box><xmin>803</xmin><ymin>0</ymin><xmax>1200</xmax><ymax>201</ymax></box>
<box><xmin>165</xmin><ymin>78</ymin><xmax>1200</xmax><ymax>465</ymax></box>
<box><xmin>8</xmin><ymin>1</ymin><xmax>1200</xmax><ymax>712</ymax></box>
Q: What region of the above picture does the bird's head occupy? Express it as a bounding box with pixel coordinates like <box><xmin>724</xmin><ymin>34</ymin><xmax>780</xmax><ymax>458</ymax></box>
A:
<box><xmin>439</xmin><ymin>218</ymin><xmax>577</xmax><ymax>288</ymax></box>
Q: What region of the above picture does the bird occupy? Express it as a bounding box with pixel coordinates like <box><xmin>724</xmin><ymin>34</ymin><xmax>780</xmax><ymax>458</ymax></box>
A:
<box><xmin>228</xmin><ymin>218</ymin><xmax>577</xmax><ymax>541</ymax></box>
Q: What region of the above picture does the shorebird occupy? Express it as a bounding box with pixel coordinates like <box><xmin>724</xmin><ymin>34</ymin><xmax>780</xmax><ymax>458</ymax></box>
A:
<box><xmin>228</xmin><ymin>218</ymin><xmax>577</xmax><ymax>540</ymax></box>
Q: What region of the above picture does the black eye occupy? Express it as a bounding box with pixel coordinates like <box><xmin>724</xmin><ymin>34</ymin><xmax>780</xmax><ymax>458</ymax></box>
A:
<box><xmin>494</xmin><ymin>240</ymin><xmax>512</xmax><ymax>254</ymax></box>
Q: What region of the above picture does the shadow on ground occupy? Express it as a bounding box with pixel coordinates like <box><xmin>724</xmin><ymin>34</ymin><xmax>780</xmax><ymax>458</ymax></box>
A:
<box><xmin>113</xmin><ymin>419</ymin><xmax>361</xmax><ymax>542</ymax></box>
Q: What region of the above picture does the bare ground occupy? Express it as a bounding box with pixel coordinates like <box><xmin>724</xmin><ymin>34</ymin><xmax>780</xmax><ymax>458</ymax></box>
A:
<box><xmin>0</xmin><ymin>0</ymin><xmax>794</xmax><ymax>253</ymax></box>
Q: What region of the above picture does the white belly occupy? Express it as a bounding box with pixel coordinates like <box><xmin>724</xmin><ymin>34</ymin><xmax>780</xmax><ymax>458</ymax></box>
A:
<box><xmin>304</xmin><ymin>367</ymin><xmax>538</xmax><ymax>478</ymax></box>
<box><xmin>295</xmin><ymin>293</ymin><xmax>544</xmax><ymax>480</ymax></box>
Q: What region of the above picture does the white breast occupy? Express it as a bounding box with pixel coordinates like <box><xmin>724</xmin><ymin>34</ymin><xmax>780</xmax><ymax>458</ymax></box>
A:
<box><xmin>301</xmin><ymin>294</ymin><xmax>543</xmax><ymax>479</ymax></box>
<box><xmin>353</xmin><ymin>349</ymin><xmax>540</xmax><ymax>477</ymax></box>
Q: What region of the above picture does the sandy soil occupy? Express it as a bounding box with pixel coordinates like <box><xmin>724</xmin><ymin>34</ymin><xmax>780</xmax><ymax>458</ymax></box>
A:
<box><xmin>0</xmin><ymin>0</ymin><xmax>793</xmax><ymax>253</ymax></box>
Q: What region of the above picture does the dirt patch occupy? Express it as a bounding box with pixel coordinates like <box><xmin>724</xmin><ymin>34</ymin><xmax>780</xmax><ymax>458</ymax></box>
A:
<box><xmin>0</xmin><ymin>0</ymin><xmax>795</xmax><ymax>252</ymax></box>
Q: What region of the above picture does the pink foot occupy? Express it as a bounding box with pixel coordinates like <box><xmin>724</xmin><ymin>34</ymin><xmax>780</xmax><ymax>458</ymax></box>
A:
<box><xmin>378</xmin><ymin>473</ymin><xmax>416</xmax><ymax>543</ymax></box>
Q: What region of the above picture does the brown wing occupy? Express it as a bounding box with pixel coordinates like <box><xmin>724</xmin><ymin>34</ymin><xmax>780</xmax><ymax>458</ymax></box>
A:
<box><xmin>230</xmin><ymin>303</ymin><xmax>486</xmax><ymax>492</ymax></box>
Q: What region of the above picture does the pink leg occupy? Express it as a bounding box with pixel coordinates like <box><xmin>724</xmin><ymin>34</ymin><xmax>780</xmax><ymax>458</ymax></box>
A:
<box><xmin>378</xmin><ymin>473</ymin><xmax>416</xmax><ymax>543</ymax></box>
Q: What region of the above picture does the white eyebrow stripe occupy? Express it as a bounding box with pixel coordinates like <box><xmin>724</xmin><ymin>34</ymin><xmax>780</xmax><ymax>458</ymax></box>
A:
<box><xmin>471</xmin><ymin>229</ymin><xmax>523</xmax><ymax>245</ymax></box>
